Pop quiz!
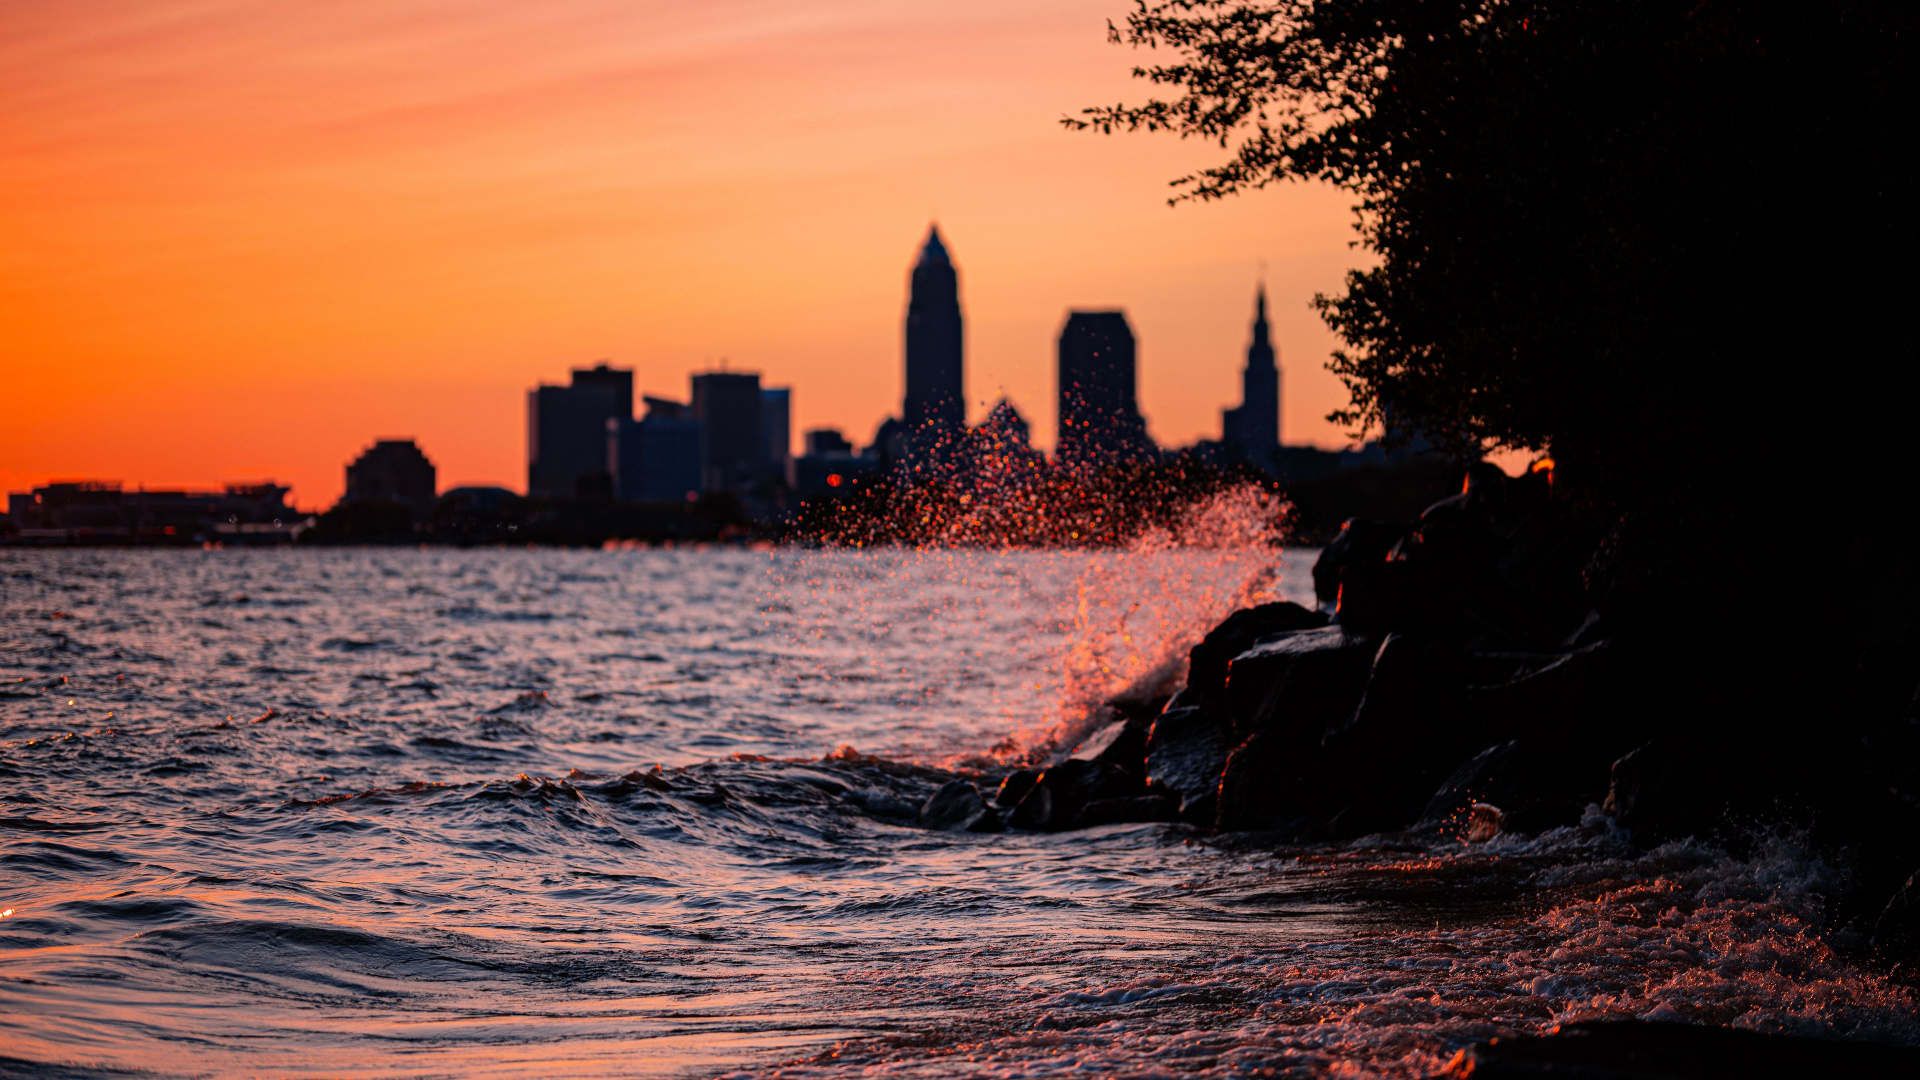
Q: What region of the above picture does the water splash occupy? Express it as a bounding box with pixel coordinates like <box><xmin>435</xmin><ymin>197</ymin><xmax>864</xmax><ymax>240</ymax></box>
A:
<box><xmin>768</xmin><ymin>481</ymin><xmax>1302</xmax><ymax>767</ymax></box>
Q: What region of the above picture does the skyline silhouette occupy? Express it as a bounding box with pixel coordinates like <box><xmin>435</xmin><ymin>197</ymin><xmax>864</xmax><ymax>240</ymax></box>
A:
<box><xmin>0</xmin><ymin>2</ymin><xmax>1363</xmax><ymax>509</ymax></box>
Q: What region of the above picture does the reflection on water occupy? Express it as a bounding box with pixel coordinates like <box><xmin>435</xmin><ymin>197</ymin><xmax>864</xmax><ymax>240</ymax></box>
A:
<box><xmin>1</xmin><ymin>548</ymin><xmax>1913</xmax><ymax>1077</ymax></box>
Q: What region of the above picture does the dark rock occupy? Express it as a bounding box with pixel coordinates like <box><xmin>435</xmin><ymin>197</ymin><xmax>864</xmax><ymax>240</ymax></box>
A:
<box><xmin>1067</xmin><ymin>719</ymin><xmax>1126</xmax><ymax>761</ymax></box>
<box><xmin>1312</xmin><ymin>517</ymin><xmax>1406</xmax><ymax>607</ymax></box>
<box><xmin>1315</xmin><ymin>633</ymin><xmax>1487</xmax><ymax>837</ymax></box>
<box><xmin>1202</xmin><ymin>626</ymin><xmax>1377</xmax><ymax>833</ymax></box>
<box><xmin>994</xmin><ymin>769</ymin><xmax>1039</xmax><ymax>808</ymax></box>
<box><xmin>1468</xmin><ymin>641</ymin><xmax>1624</xmax><ymax>746</ymax></box>
<box><xmin>1436</xmin><ymin>1019</ymin><xmax>1920</xmax><ymax>1079</ymax></box>
<box><xmin>1185</xmin><ymin>601</ymin><xmax>1328</xmax><ymax>715</ymax></box>
<box><xmin>1603</xmin><ymin>737</ymin><xmax>1842</xmax><ymax>846</ymax></box>
<box><xmin>1214</xmin><ymin>728</ymin><xmax>1304</xmax><ymax>832</ymax></box>
<box><xmin>1223</xmin><ymin>625</ymin><xmax>1376</xmax><ymax>742</ymax></box>
<box><xmin>1008</xmin><ymin>758</ymin><xmax>1140</xmax><ymax>831</ymax></box>
<box><xmin>1872</xmin><ymin>866</ymin><xmax>1920</xmax><ymax>960</ymax></box>
<box><xmin>1334</xmin><ymin>559</ymin><xmax>1439</xmax><ymax>635</ymax></box>
<box><xmin>1067</xmin><ymin>716</ymin><xmax>1151</xmax><ymax>780</ymax></box>
<box><xmin>1078</xmin><ymin>791</ymin><xmax>1181</xmax><ymax>828</ymax></box>
<box><xmin>917</xmin><ymin>779</ymin><xmax>998</xmax><ymax>832</ymax></box>
<box><xmin>1144</xmin><ymin>705</ymin><xmax>1233</xmax><ymax>823</ymax></box>
<box><xmin>1418</xmin><ymin>739</ymin><xmax>1597</xmax><ymax>837</ymax></box>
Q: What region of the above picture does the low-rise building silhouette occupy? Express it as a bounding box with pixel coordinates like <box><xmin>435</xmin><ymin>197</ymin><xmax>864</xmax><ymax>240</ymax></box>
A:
<box><xmin>5</xmin><ymin>481</ymin><xmax>301</xmax><ymax>543</ymax></box>
<box><xmin>795</xmin><ymin>427</ymin><xmax>879</xmax><ymax>498</ymax></box>
<box><xmin>343</xmin><ymin>439</ymin><xmax>437</xmax><ymax>520</ymax></box>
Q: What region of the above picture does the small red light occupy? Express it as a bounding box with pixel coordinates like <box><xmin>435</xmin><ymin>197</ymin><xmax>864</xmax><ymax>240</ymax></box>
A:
<box><xmin>827</xmin><ymin>473</ymin><xmax>843</xmax><ymax>488</ymax></box>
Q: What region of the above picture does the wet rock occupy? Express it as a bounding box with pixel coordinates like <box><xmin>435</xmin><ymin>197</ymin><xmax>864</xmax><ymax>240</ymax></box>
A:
<box><xmin>995</xmin><ymin>769</ymin><xmax>1039</xmax><ymax>808</ymax></box>
<box><xmin>1314</xmin><ymin>633</ymin><xmax>1484</xmax><ymax>837</ymax></box>
<box><xmin>1144</xmin><ymin>705</ymin><xmax>1233</xmax><ymax>824</ymax></box>
<box><xmin>1067</xmin><ymin>716</ymin><xmax>1151</xmax><ymax>780</ymax></box>
<box><xmin>1437</xmin><ymin>1019</ymin><xmax>1920</xmax><ymax>1079</ymax></box>
<box><xmin>1223</xmin><ymin>625</ymin><xmax>1376</xmax><ymax>742</ymax></box>
<box><xmin>1214</xmin><ymin>728</ymin><xmax>1304</xmax><ymax>832</ymax></box>
<box><xmin>1185</xmin><ymin>601</ymin><xmax>1328</xmax><ymax>715</ymax></box>
<box><xmin>1418</xmin><ymin>739</ymin><xmax>1598</xmax><ymax>837</ymax></box>
<box><xmin>1333</xmin><ymin>559</ymin><xmax>1438</xmax><ymax>635</ymax></box>
<box><xmin>1464</xmin><ymin>802</ymin><xmax>1505</xmax><ymax>842</ymax></box>
<box><xmin>1312</xmin><ymin>518</ymin><xmax>1406</xmax><ymax>607</ymax></box>
<box><xmin>1008</xmin><ymin>758</ymin><xmax>1139</xmax><ymax>831</ymax></box>
<box><xmin>1603</xmin><ymin>737</ymin><xmax>1838</xmax><ymax>846</ymax></box>
<box><xmin>1201</xmin><ymin>626</ymin><xmax>1377</xmax><ymax>833</ymax></box>
<box><xmin>917</xmin><ymin>779</ymin><xmax>998</xmax><ymax>832</ymax></box>
<box><xmin>1078</xmin><ymin>790</ymin><xmax>1181</xmax><ymax>828</ymax></box>
<box><xmin>1468</xmin><ymin>641</ymin><xmax>1624</xmax><ymax>746</ymax></box>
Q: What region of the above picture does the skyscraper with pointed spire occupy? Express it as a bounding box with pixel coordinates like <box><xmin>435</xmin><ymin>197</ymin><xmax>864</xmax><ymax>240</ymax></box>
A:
<box><xmin>1222</xmin><ymin>285</ymin><xmax>1280</xmax><ymax>470</ymax></box>
<box><xmin>903</xmin><ymin>225</ymin><xmax>965</xmax><ymax>456</ymax></box>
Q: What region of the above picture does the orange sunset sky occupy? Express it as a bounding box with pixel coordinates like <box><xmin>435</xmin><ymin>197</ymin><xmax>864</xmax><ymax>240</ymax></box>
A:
<box><xmin>2</xmin><ymin>0</ymin><xmax>1368</xmax><ymax>510</ymax></box>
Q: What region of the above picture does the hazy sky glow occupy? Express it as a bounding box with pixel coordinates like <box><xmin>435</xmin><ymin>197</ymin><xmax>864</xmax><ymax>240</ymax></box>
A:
<box><xmin>2</xmin><ymin>0</ymin><xmax>1365</xmax><ymax>507</ymax></box>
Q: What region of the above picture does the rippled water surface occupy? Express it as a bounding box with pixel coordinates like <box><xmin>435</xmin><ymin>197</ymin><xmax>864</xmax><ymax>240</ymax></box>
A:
<box><xmin>2</xmin><ymin>547</ymin><xmax>1914</xmax><ymax>1078</ymax></box>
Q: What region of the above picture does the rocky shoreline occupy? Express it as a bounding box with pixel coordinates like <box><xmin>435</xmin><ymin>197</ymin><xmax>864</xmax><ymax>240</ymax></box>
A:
<box><xmin>915</xmin><ymin>463</ymin><xmax>1920</xmax><ymax>981</ymax></box>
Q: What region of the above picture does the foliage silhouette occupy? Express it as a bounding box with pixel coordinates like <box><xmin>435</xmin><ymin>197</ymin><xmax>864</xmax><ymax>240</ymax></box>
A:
<box><xmin>1074</xmin><ymin>0</ymin><xmax>1917</xmax><ymax>500</ymax></box>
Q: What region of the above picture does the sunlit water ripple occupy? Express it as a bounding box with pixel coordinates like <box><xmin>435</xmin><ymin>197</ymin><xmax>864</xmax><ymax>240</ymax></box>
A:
<box><xmin>2</xmin><ymin>548</ymin><xmax>1914</xmax><ymax>1078</ymax></box>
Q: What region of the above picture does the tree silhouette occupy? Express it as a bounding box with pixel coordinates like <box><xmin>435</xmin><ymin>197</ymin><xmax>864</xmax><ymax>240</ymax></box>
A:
<box><xmin>1074</xmin><ymin>0</ymin><xmax>1917</xmax><ymax>499</ymax></box>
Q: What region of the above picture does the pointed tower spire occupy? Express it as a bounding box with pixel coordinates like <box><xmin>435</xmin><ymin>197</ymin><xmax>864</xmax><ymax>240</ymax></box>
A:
<box><xmin>1224</xmin><ymin>280</ymin><xmax>1281</xmax><ymax>467</ymax></box>
<box><xmin>1247</xmin><ymin>282</ymin><xmax>1276</xmax><ymax>372</ymax></box>
<box><xmin>918</xmin><ymin>223</ymin><xmax>950</xmax><ymax>266</ymax></box>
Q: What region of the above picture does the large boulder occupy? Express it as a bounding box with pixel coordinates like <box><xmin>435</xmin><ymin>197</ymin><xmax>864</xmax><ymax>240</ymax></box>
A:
<box><xmin>1214</xmin><ymin>728</ymin><xmax>1305</xmax><ymax>832</ymax></box>
<box><xmin>1223</xmin><ymin>626</ymin><xmax>1376</xmax><ymax>743</ymax></box>
<box><xmin>1200</xmin><ymin>626</ymin><xmax>1377</xmax><ymax>833</ymax></box>
<box><xmin>1008</xmin><ymin>758</ymin><xmax>1141</xmax><ymax>831</ymax></box>
<box><xmin>1143</xmin><ymin>705</ymin><xmax>1234</xmax><ymax>824</ymax></box>
<box><xmin>1313</xmin><ymin>633</ymin><xmax>1487</xmax><ymax>837</ymax></box>
<box><xmin>1184</xmin><ymin>601</ymin><xmax>1328</xmax><ymax>715</ymax></box>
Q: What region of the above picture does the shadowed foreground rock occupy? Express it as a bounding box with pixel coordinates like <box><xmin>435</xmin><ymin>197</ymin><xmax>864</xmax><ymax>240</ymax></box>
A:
<box><xmin>1435</xmin><ymin>1020</ymin><xmax>1920</xmax><ymax>1079</ymax></box>
<box><xmin>958</xmin><ymin>458</ymin><xmax>1920</xmax><ymax>973</ymax></box>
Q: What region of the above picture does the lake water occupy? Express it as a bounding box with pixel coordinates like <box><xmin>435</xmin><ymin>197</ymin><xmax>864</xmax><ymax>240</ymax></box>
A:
<box><xmin>2</xmin><ymin>545</ymin><xmax>1914</xmax><ymax>1078</ymax></box>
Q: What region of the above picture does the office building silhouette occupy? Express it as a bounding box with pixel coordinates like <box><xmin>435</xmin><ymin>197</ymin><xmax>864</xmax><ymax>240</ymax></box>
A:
<box><xmin>1056</xmin><ymin>310</ymin><xmax>1153</xmax><ymax>468</ymax></box>
<box><xmin>528</xmin><ymin>363</ymin><xmax>633</xmax><ymax>497</ymax></box>
<box><xmin>761</xmin><ymin>387</ymin><xmax>792</xmax><ymax>488</ymax></box>
<box><xmin>609</xmin><ymin>396</ymin><xmax>704</xmax><ymax>503</ymax></box>
<box><xmin>691</xmin><ymin>371</ymin><xmax>764</xmax><ymax>495</ymax></box>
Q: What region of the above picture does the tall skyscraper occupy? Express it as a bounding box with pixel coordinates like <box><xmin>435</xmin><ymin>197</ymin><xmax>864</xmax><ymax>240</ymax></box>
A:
<box><xmin>528</xmin><ymin>363</ymin><xmax>633</xmax><ymax>497</ymax></box>
<box><xmin>1222</xmin><ymin>285</ymin><xmax>1281</xmax><ymax>470</ymax></box>
<box><xmin>903</xmin><ymin>225</ymin><xmax>964</xmax><ymax>455</ymax></box>
<box><xmin>691</xmin><ymin>371</ymin><xmax>764</xmax><ymax>494</ymax></box>
<box><xmin>1056</xmin><ymin>310</ymin><xmax>1152</xmax><ymax>468</ymax></box>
